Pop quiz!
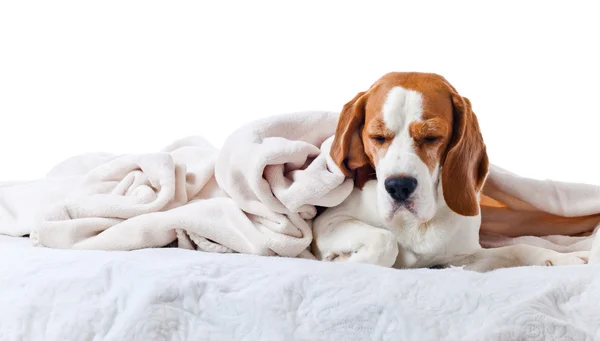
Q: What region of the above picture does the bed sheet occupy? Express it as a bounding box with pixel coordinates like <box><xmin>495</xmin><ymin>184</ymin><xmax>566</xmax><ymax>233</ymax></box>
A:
<box><xmin>1</xmin><ymin>235</ymin><xmax>599</xmax><ymax>341</ymax></box>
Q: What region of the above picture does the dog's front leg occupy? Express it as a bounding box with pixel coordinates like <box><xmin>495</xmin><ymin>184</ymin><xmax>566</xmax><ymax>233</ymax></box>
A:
<box><xmin>312</xmin><ymin>218</ymin><xmax>398</xmax><ymax>268</ymax></box>
<box><xmin>450</xmin><ymin>245</ymin><xmax>589</xmax><ymax>272</ymax></box>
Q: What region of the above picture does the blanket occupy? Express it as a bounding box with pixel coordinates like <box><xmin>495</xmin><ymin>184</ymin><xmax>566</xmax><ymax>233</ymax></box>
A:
<box><xmin>0</xmin><ymin>111</ymin><xmax>352</xmax><ymax>258</ymax></box>
<box><xmin>479</xmin><ymin>165</ymin><xmax>600</xmax><ymax>263</ymax></box>
<box><xmin>0</xmin><ymin>111</ymin><xmax>599</xmax><ymax>261</ymax></box>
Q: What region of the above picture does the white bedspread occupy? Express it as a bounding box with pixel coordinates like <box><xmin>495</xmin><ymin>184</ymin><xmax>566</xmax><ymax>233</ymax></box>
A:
<box><xmin>1</xmin><ymin>235</ymin><xmax>598</xmax><ymax>341</ymax></box>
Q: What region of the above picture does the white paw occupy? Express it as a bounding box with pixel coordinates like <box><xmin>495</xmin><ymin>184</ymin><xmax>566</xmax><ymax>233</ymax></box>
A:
<box><xmin>322</xmin><ymin>231</ymin><xmax>399</xmax><ymax>268</ymax></box>
<box><xmin>542</xmin><ymin>251</ymin><xmax>588</xmax><ymax>267</ymax></box>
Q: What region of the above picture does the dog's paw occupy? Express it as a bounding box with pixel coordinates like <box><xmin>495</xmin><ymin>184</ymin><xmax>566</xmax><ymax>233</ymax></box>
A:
<box><xmin>542</xmin><ymin>251</ymin><xmax>589</xmax><ymax>266</ymax></box>
<box><xmin>324</xmin><ymin>251</ymin><xmax>353</xmax><ymax>262</ymax></box>
<box><xmin>316</xmin><ymin>227</ymin><xmax>398</xmax><ymax>268</ymax></box>
<box><xmin>322</xmin><ymin>239</ymin><xmax>398</xmax><ymax>268</ymax></box>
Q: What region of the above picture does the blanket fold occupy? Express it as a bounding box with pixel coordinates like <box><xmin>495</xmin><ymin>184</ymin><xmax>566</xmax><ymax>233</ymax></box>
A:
<box><xmin>0</xmin><ymin>111</ymin><xmax>352</xmax><ymax>259</ymax></box>
<box><xmin>1</xmin><ymin>111</ymin><xmax>599</xmax><ymax>260</ymax></box>
<box><xmin>480</xmin><ymin>164</ymin><xmax>600</xmax><ymax>239</ymax></box>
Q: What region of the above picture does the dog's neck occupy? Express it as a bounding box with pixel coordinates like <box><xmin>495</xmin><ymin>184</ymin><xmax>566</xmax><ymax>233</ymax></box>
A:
<box><xmin>379</xmin><ymin>179</ymin><xmax>483</xmax><ymax>268</ymax></box>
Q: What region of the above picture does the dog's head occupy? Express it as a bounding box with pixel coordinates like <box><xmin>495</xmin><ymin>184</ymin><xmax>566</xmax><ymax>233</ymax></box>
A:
<box><xmin>331</xmin><ymin>72</ymin><xmax>489</xmax><ymax>223</ymax></box>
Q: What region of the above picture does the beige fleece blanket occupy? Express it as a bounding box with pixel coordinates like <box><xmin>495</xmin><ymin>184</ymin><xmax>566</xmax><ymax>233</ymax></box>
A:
<box><xmin>0</xmin><ymin>111</ymin><xmax>599</xmax><ymax>262</ymax></box>
<box><xmin>479</xmin><ymin>165</ymin><xmax>600</xmax><ymax>263</ymax></box>
<box><xmin>0</xmin><ymin>111</ymin><xmax>352</xmax><ymax>258</ymax></box>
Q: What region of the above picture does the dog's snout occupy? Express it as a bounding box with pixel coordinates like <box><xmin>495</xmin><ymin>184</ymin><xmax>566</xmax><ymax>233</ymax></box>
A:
<box><xmin>384</xmin><ymin>176</ymin><xmax>418</xmax><ymax>202</ymax></box>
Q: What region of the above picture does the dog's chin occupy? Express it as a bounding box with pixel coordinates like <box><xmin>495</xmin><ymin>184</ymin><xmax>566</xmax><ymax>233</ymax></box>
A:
<box><xmin>381</xmin><ymin>200</ymin><xmax>435</xmax><ymax>224</ymax></box>
<box><xmin>381</xmin><ymin>201</ymin><xmax>415</xmax><ymax>222</ymax></box>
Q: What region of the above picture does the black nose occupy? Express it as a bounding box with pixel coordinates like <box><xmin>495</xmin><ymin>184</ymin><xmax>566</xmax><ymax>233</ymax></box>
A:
<box><xmin>384</xmin><ymin>176</ymin><xmax>418</xmax><ymax>202</ymax></box>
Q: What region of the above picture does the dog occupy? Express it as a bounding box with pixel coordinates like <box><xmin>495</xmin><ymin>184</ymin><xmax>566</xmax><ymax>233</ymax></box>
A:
<box><xmin>312</xmin><ymin>72</ymin><xmax>588</xmax><ymax>272</ymax></box>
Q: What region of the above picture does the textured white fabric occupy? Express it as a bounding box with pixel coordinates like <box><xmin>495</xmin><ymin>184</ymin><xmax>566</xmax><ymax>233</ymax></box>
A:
<box><xmin>0</xmin><ymin>112</ymin><xmax>352</xmax><ymax>258</ymax></box>
<box><xmin>481</xmin><ymin>165</ymin><xmax>600</xmax><ymax>262</ymax></box>
<box><xmin>1</xmin><ymin>235</ymin><xmax>599</xmax><ymax>341</ymax></box>
<box><xmin>486</xmin><ymin>164</ymin><xmax>600</xmax><ymax>217</ymax></box>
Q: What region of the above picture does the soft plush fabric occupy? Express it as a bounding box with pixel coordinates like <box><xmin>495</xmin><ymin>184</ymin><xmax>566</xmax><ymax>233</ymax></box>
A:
<box><xmin>0</xmin><ymin>111</ymin><xmax>599</xmax><ymax>260</ymax></box>
<box><xmin>479</xmin><ymin>165</ymin><xmax>600</xmax><ymax>262</ymax></box>
<box><xmin>0</xmin><ymin>112</ymin><xmax>352</xmax><ymax>258</ymax></box>
<box><xmin>1</xmin><ymin>235</ymin><xmax>599</xmax><ymax>340</ymax></box>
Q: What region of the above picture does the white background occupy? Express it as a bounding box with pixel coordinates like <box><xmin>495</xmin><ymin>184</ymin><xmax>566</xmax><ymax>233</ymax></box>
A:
<box><xmin>1</xmin><ymin>1</ymin><xmax>598</xmax><ymax>183</ymax></box>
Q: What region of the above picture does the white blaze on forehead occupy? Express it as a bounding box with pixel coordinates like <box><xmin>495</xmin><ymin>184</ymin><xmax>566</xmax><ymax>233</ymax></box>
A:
<box><xmin>376</xmin><ymin>86</ymin><xmax>437</xmax><ymax>224</ymax></box>
<box><xmin>377</xmin><ymin>85</ymin><xmax>426</xmax><ymax>179</ymax></box>
<box><xmin>382</xmin><ymin>86</ymin><xmax>423</xmax><ymax>132</ymax></box>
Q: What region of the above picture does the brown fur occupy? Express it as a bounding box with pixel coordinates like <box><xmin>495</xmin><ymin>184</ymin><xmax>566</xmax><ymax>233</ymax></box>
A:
<box><xmin>330</xmin><ymin>72</ymin><xmax>489</xmax><ymax>217</ymax></box>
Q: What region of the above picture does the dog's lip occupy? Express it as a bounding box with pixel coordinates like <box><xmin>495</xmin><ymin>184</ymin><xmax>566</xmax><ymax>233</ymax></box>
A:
<box><xmin>385</xmin><ymin>201</ymin><xmax>417</xmax><ymax>221</ymax></box>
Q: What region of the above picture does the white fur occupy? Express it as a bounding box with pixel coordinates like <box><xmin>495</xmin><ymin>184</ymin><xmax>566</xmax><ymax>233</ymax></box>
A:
<box><xmin>381</xmin><ymin>86</ymin><xmax>422</xmax><ymax>132</ymax></box>
<box><xmin>313</xmin><ymin>87</ymin><xmax>588</xmax><ymax>271</ymax></box>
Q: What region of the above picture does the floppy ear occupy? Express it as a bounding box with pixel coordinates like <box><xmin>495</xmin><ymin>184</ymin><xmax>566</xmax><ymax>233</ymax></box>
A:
<box><xmin>330</xmin><ymin>91</ymin><xmax>375</xmax><ymax>186</ymax></box>
<box><xmin>441</xmin><ymin>93</ymin><xmax>489</xmax><ymax>216</ymax></box>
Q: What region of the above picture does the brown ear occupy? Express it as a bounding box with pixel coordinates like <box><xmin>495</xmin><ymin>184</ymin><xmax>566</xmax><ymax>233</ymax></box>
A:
<box><xmin>441</xmin><ymin>93</ymin><xmax>489</xmax><ymax>216</ymax></box>
<box><xmin>330</xmin><ymin>91</ymin><xmax>375</xmax><ymax>186</ymax></box>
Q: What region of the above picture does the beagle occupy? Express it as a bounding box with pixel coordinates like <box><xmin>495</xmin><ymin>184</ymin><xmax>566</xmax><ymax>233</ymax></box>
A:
<box><xmin>312</xmin><ymin>72</ymin><xmax>588</xmax><ymax>272</ymax></box>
